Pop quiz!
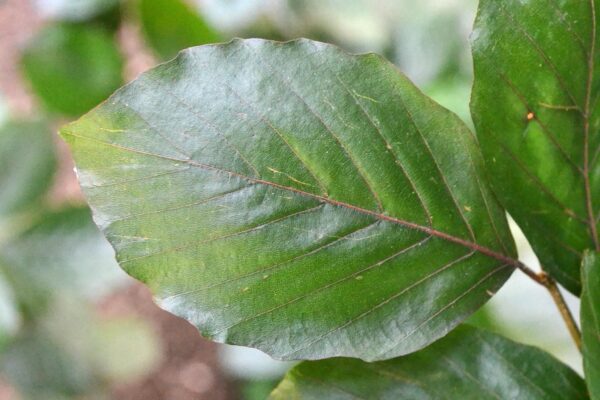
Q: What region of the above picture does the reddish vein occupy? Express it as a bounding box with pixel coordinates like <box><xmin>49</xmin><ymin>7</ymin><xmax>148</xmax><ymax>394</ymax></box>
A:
<box><xmin>64</xmin><ymin>131</ymin><xmax>541</xmax><ymax>281</ymax></box>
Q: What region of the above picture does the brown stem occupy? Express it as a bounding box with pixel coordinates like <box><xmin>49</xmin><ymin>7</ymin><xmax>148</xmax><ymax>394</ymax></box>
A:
<box><xmin>511</xmin><ymin>262</ymin><xmax>581</xmax><ymax>351</ymax></box>
<box><xmin>537</xmin><ymin>271</ymin><xmax>582</xmax><ymax>351</ymax></box>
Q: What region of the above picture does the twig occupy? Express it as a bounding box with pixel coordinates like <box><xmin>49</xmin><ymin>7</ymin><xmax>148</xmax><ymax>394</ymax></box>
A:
<box><xmin>538</xmin><ymin>271</ymin><xmax>582</xmax><ymax>351</ymax></box>
<box><xmin>510</xmin><ymin>261</ymin><xmax>581</xmax><ymax>351</ymax></box>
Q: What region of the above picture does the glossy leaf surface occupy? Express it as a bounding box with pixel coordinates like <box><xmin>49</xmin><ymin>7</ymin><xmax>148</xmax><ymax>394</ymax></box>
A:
<box><xmin>63</xmin><ymin>39</ymin><xmax>516</xmax><ymax>361</ymax></box>
<box><xmin>471</xmin><ymin>0</ymin><xmax>600</xmax><ymax>293</ymax></box>
<box><xmin>582</xmin><ymin>250</ymin><xmax>600</xmax><ymax>400</ymax></box>
<box><xmin>21</xmin><ymin>23</ymin><xmax>124</xmax><ymax>116</ymax></box>
<box><xmin>270</xmin><ymin>325</ymin><xmax>588</xmax><ymax>400</ymax></box>
<box><xmin>139</xmin><ymin>0</ymin><xmax>221</xmax><ymax>60</ymax></box>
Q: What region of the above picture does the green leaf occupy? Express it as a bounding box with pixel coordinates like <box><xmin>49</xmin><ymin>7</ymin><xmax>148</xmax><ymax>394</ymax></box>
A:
<box><xmin>582</xmin><ymin>250</ymin><xmax>600</xmax><ymax>399</ymax></box>
<box><xmin>270</xmin><ymin>325</ymin><xmax>588</xmax><ymax>400</ymax></box>
<box><xmin>0</xmin><ymin>120</ymin><xmax>56</xmax><ymax>220</ymax></box>
<box><xmin>139</xmin><ymin>0</ymin><xmax>221</xmax><ymax>60</ymax></box>
<box><xmin>62</xmin><ymin>38</ymin><xmax>517</xmax><ymax>361</ymax></box>
<box><xmin>471</xmin><ymin>0</ymin><xmax>600</xmax><ymax>294</ymax></box>
<box><xmin>21</xmin><ymin>23</ymin><xmax>124</xmax><ymax>116</ymax></box>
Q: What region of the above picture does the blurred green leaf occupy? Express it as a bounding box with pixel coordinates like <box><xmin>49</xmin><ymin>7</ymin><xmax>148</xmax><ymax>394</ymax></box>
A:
<box><xmin>582</xmin><ymin>250</ymin><xmax>600</xmax><ymax>400</ymax></box>
<box><xmin>139</xmin><ymin>0</ymin><xmax>221</xmax><ymax>60</ymax></box>
<box><xmin>0</xmin><ymin>121</ymin><xmax>56</xmax><ymax>221</ymax></box>
<box><xmin>41</xmin><ymin>297</ymin><xmax>161</xmax><ymax>385</ymax></box>
<box><xmin>1</xmin><ymin>297</ymin><xmax>159</xmax><ymax>399</ymax></box>
<box><xmin>1</xmin><ymin>331</ymin><xmax>100</xmax><ymax>399</ymax></box>
<box><xmin>21</xmin><ymin>23</ymin><xmax>124</xmax><ymax>117</ymax></box>
<box><xmin>1</xmin><ymin>207</ymin><xmax>124</xmax><ymax>314</ymax></box>
<box><xmin>270</xmin><ymin>325</ymin><xmax>588</xmax><ymax>399</ymax></box>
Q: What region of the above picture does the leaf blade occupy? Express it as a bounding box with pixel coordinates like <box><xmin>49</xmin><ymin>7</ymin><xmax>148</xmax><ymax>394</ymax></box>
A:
<box><xmin>471</xmin><ymin>0</ymin><xmax>600</xmax><ymax>294</ymax></box>
<box><xmin>269</xmin><ymin>325</ymin><xmax>589</xmax><ymax>400</ymax></box>
<box><xmin>62</xmin><ymin>39</ymin><xmax>516</xmax><ymax>361</ymax></box>
<box><xmin>582</xmin><ymin>250</ymin><xmax>600</xmax><ymax>400</ymax></box>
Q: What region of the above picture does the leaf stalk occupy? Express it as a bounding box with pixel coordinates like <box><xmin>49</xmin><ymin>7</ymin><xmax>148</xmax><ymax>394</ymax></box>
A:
<box><xmin>537</xmin><ymin>271</ymin><xmax>581</xmax><ymax>351</ymax></box>
<box><xmin>510</xmin><ymin>261</ymin><xmax>581</xmax><ymax>351</ymax></box>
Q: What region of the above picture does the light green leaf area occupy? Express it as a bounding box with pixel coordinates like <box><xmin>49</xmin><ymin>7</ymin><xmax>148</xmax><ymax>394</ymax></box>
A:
<box><xmin>62</xmin><ymin>39</ymin><xmax>516</xmax><ymax>361</ymax></box>
<box><xmin>21</xmin><ymin>23</ymin><xmax>124</xmax><ymax>117</ymax></box>
<box><xmin>139</xmin><ymin>0</ymin><xmax>221</xmax><ymax>60</ymax></box>
<box><xmin>582</xmin><ymin>250</ymin><xmax>600</xmax><ymax>400</ymax></box>
<box><xmin>270</xmin><ymin>325</ymin><xmax>588</xmax><ymax>400</ymax></box>
<box><xmin>471</xmin><ymin>0</ymin><xmax>600</xmax><ymax>294</ymax></box>
<box><xmin>0</xmin><ymin>120</ymin><xmax>56</xmax><ymax>220</ymax></box>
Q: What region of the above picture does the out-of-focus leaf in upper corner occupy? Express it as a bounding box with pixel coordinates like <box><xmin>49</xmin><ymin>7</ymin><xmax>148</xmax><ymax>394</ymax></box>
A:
<box><xmin>138</xmin><ymin>0</ymin><xmax>222</xmax><ymax>60</ymax></box>
<box><xmin>0</xmin><ymin>207</ymin><xmax>126</xmax><ymax>314</ymax></box>
<box><xmin>21</xmin><ymin>23</ymin><xmax>124</xmax><ymax>117</ymax></box>
<box><xmin>0</xmin><ymin>120</ymin><xmax>56</xmax><ymax>223</ymax></box>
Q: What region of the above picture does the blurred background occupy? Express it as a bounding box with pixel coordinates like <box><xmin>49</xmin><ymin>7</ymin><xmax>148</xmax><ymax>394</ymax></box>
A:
<box><xmin>0</xmin><ymin>0</ymin><xmax>582</xmax><ymax>399</ymax></box>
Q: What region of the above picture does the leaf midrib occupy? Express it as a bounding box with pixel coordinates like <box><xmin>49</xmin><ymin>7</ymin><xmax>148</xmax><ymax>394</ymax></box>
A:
<box><xmin>64</xmin><ymin>130</ymin><xmax>519</xmax><ymax>269</ymax></box>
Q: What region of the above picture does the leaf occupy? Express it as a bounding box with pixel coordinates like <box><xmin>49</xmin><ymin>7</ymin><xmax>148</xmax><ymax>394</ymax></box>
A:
<box><xmin>470</xmin><ymin>0</ymin><xmax>600</xmax><ymax>294</ymax></box>
<box><xmin>582</xmin><ymin>250</ymin><xmax>600</xmax><ymax>400</ymax></box>
<box><xmin>139</xmin><ymin>0</ymin><xmax>221</xmax><ymax>60</ymax></box>
<box><xmin>0</xmin><ymin>121</ymin><xmax>56</xmax><ymax>220</ymax></box>
<box><xmin>269</xmin><ymin>325</ymin><xmax>589</xmax><ymax>400</ymax></box>
<box><xmin>21</xmin><ymin>23</ymin><xmax>124</xmax><ymax>116</ymax></box>
<box><xmin>62</xmin><ymin>38</ymin><xmax>517</xmax><ymax>361</ymax></box>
